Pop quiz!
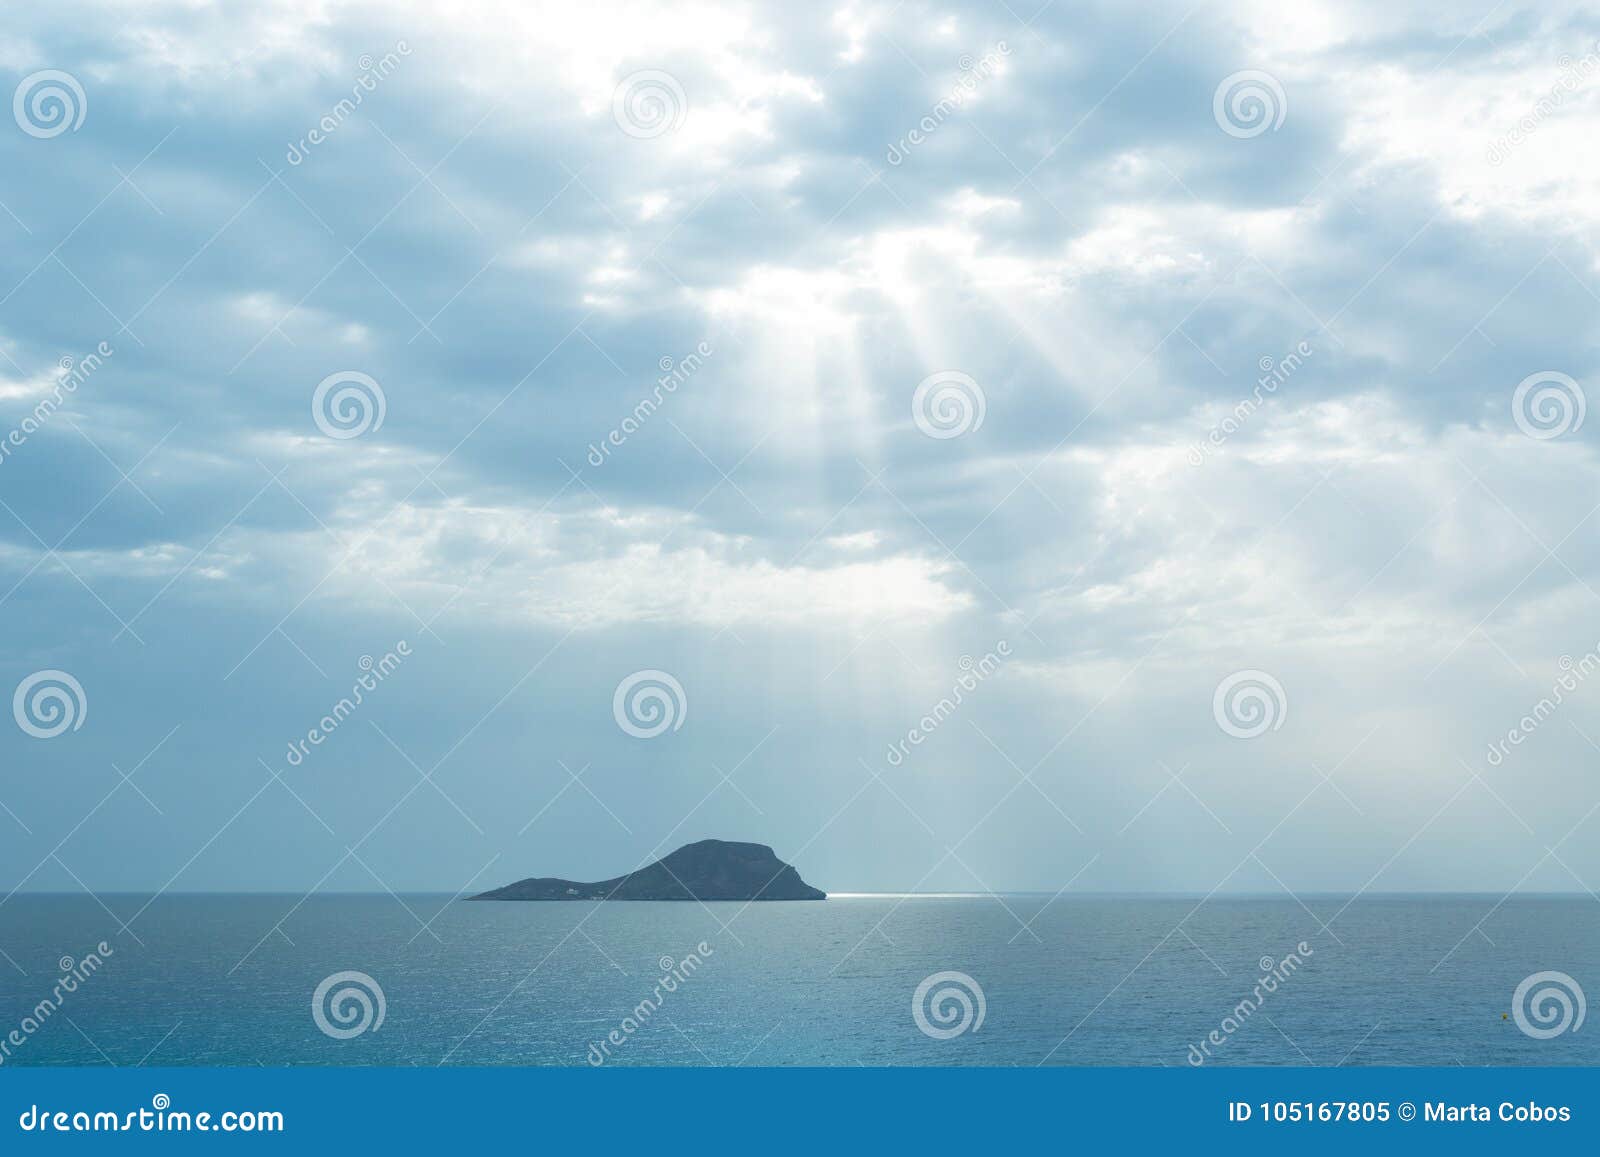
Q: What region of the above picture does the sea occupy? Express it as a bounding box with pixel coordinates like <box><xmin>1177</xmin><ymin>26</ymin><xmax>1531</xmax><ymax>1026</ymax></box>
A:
<box><xmin>0</xmin><ymin>894</ymin><xmax>1594</xmax><ymax>1066</ymax></box>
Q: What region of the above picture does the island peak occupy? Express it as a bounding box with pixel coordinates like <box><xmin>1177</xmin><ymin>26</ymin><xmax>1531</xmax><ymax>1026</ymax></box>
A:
<box><xmin>470</xmin><ymin>839</ymin><xmax>826</xmax><ymax>902</ymax></box>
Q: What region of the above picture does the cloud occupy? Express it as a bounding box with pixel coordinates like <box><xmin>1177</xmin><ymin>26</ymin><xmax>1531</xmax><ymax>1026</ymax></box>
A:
<box><xmin>0</xmin><ymin>0</ymin><xmax>1597</xmax><ymax>897</ymax></box>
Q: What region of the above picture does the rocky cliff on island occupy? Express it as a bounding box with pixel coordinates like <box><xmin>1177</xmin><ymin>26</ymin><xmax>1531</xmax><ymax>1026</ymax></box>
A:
<box><xmin>470</xmin><ymin>839</ymin><xmax>826</xmax><ymax>901</ymax></box>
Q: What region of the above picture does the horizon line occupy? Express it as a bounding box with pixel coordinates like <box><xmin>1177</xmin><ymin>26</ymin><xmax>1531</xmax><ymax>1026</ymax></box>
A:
<box><xmin>5</xmin><ymin>889</ymin><xmax>1597</xmax><ymax>899</ymax></box>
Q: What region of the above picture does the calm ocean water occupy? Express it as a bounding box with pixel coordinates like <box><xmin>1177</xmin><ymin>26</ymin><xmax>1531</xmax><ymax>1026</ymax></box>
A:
<box><xmin>0</xmin><ymin>894</ymin><xmax>1594</xmax><ymax>1066</ymax></box>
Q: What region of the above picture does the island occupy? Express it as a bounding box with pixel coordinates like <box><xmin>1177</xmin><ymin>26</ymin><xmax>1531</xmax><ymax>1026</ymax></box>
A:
<box><xmin>470</xmin><ymin>839</ymin><xmax>826</xmax><ymax>901</ymax></box>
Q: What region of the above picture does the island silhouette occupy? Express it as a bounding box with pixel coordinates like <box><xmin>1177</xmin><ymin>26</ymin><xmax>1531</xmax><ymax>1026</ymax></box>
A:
<box><xmin>471</xmin><ymin>839</ymin><xmax>826</xmax><ymax>901</ymax></box>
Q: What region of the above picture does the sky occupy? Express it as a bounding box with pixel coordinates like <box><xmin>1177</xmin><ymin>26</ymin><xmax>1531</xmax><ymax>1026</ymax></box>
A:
<box><xmin>2</xmin><ymin>0</ymin><xmax>1599</xmax><ymax>899</ymax></box>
